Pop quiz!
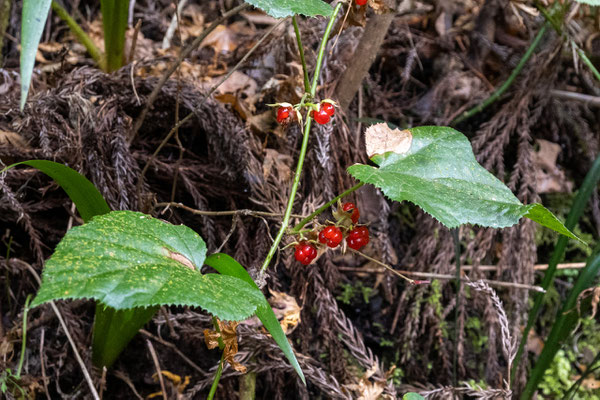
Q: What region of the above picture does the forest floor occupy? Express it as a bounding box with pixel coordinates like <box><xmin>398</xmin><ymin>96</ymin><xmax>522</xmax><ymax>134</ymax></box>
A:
<box><xmin>1</xmin><ymin>0</ymin><xmax>600</xmax><ymax>399</ymax></box>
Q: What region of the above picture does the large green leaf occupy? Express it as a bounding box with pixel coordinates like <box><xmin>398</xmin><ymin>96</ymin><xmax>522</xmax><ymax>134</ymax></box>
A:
<box><xmin>20</xmin><ymin>0</ymin><xmax>52</xmax><ymax>110</ymax></box>
<box><xmin>347</xmin><ymin>126</ymin><xmax>580</xmax><ymax>241</ymax></box>
<box><xmin>244</xmin><ymin>0</ymin><xmax>332</xmax><ymax>18</ymax></box>
<box><xmin>31</xmin><ymin>211</ymin><xmax>264</xmax><ymax>321</ymax></box>
<box><xmin>205</xmin><ymin>253</ymin><xmax>305</xmax><ymax>384</ymax></box>
<box><xmin>1</xmin><ymin>160</ymin><xmax>110</xmax><ymax>222</ymax></box>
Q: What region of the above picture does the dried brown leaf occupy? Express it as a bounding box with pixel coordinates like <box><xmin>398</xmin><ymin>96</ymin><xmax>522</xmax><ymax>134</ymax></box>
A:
<box><xmin>204</xmin><ymin>320</ymin><xmax>247</xmax><ymax>373</ymax></box>
<box><xmin>364</xmin><ymin>123</ymin><xmax>412</xmax><ymax>158</ymax></box>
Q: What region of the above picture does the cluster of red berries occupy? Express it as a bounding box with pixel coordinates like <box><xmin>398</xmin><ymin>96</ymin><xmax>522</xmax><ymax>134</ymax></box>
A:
<box><xmin>275</xmin><ymin>100</ymin><xmax>336</xmax><ymax>126</ymax></box>
<box><xmin>310</xmin><ymin>101</ymin><xmax>335</xmax><ymax>125</ymax></box>
<box><xmin>293</xmin><ymin>202</ymin><xmax>370</xmax><ymax>265</ymax></box>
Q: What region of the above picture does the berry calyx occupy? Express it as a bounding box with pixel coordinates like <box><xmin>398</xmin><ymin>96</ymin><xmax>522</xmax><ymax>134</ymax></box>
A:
<box><xmin>294</xmin><ymin>241</ymin><xmax>318</xmax><ymax>265</ymax></box>
<box><xmin>321</xmin><ymin>102</ymin><xmax>335</xmax><ymax>117</ymax></box>
<box><xmin>318</xmin><ymin>226</ymin><xmax>343</xmax><ymax>248</ymax></box>
<box><xmin>276</xmin><ymin>106</ymin><xmax>294</xmax><ymax>124</ymax></box>
<box><xmin>342</xmin><ymin>202</ymin><xmax>359</xmax><ymax>224</ymax></box>
<box><xmin>346</xmin><ymin>226</ymin><xmax>369</xmax><ymax>250</ymax></box>
<box><xmin>311</xmin><ymin>108</ymin><xmax>331</xmax><ymax>125</ymax></box>
<box><xmin>356</xmin><ymin>0</ymin><xmax>368</xmax><ymax>5</ymax></box>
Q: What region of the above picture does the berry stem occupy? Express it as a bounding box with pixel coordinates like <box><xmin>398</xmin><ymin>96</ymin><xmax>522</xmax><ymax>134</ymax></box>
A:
<box><xmin>259</xmin><ymin>3</ymin><xmax>344</xmax><ymax>278</ymax></box>
<box><xmin>290</xmin><ymin>182</ymin><xmax>364</xmax><ymax>234</ymax></box>
<box><xmin>292</xmin><ymin>16</ymin><xmax>311</xmax><ymax>94</ymax></box>
<box><xmin>347</xmin><ymin>248</ymin><xmax>415</xmax><ymax>284</ymax></box>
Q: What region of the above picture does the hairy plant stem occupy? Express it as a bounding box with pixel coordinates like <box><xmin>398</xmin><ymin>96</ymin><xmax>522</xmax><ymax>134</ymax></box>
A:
<box><xmin>451</xmin><ymin>22</ymin><xmax>549</xmax><ymax>126</ymax></box>
<box><xmin>293</xmin><ymin>16</ymin><xmax>310</xmax><ymax>94</ymax></box>
<box><xmin>259</xmin><ymin>4</ymin><xmax>343</xmax><ymax>277</ymax></box>
<box><xmin>290</xmin><ymin>182</ymin><xmax>364</xmax><ymax>234</ymax></box>
<box><xmin>51</xmin><ymin>1</ymin><xmax>104</xmax><ymax>69</ymax></box>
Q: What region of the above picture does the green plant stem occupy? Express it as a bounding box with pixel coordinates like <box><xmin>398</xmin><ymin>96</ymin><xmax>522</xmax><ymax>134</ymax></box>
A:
<box><xmin>51</xmin><ymin>1</ymin><xmax>104</xmax><ymax>69</ymax></box>
<box><xmin>451</xmin><ymin>228</ymin><xmax>460</xmax><ymax>386</ymax></box>
<box><xmin>293</xmin><ymin>16</ymin><xmax>310</xmax><ymax>94</ymax></box>
<box><xmin>451</xmin><ymin>22</ymin><xmax>549</xmax><ymax>126</ymax></box>
<box><xmin>290</xmin><ymin>182</ymin><xmax>365</xmax><ymax>234</ymax></box>
<box><xmin>207</xmin><ymin>352</ymin><xmax>225</xmax><ymax>400</ymax></box>
<box><xmin>16</xmin><ymin>295</ymin><xmax>32</xmax><ymax>379</ymax></box>
<box><xmin>259</xmin><ymin>3</ymin><xmax>343</xmax><ymax>276</ymax></box>
<box><xmin>576</xmin><ymin>47</ymin><xmax>600</xmax><ymax>83</ymax></box>
<box><xmin>511</xmin><ymin>151</ymin><xmax>600</xmax><ymax>383</ymax></box>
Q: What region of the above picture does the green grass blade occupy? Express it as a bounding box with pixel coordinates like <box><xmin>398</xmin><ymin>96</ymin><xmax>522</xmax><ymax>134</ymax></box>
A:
<box><xmin>20</xmin><ymin>0</ymin><xmax>52</xmax><ymax>110</ymax></box>
<box><xmin>520</xmin><ymin>249</ymin><xmax>600</xmax><ymax>399</ymax></box>
<box><xmin>100</xmin><ymin>0</ymin><xmax>129</xmax><ymax>72</ymax></box>
<box><xmin>1</xmin><ymin>160</ymin><xmax>110</xmax><ymax>222</ymax></box>
<box><xmin>512</xmin><ymin>152</ymin><xmax>600</xmax><ymax>381</ymax></box>
<box><xmin>205</xmin><ymin>253</ymin><xmax>306</xmax><ymax>384</ymax></box>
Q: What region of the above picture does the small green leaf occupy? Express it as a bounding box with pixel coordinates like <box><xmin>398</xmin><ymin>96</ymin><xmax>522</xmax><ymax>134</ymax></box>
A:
<box><xmin>347</xmin><ymin>126</ymin><xmax>580</xmax><ymax>241</ymax></box>
<box><xmin>205</xmin><ymin>253</ymin><xmax>306</xmax><ymax>384</ymax></box>
<box><xmin>573</xmin><ymin>0</ymin><xmax>600</xmax><ymax>5</ymax></box>
<box><xmin>20</xmin><ymin>0</ymin><xmax>52</xmax><ymax>110</ymax></box>
<box><xmin>403</xmin><ymin>393</ymin><xmax>425</xmax><ymax>400</ymax></box>
<box><xmin>244</xmin><ymin>0</ymin><xmax>332</xmax><ymax>18</ymax></box>
<box><xmin>31</xmin><ymin>211</ymin><xmax>264</xmax><ymax>321</ymax></box>
<box><xmin>1</xmin><ymin>160</ymin><xmax>110</xmax><ymax>222</ymax></box>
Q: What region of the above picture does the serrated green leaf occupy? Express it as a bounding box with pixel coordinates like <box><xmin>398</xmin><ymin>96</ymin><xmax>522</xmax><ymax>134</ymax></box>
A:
<box><xmin>347</xmin><ymin>126</ymin><xmax>580</xmax><ymax>241</ymax></box>
<box><xmin>20</xmin><ymin>0</ymin><xmax>52</xmax><ymax>110</ymax></box>
<box><xmin>244</xmin><ymin>0</ymin><xmax>332</xmax><ymax>18</ymax></box>
<box><xmin>31</xmin><ymin>211</ymin><xmax>264</xmax><ymax>321</ymax></box>
<box><xmin>1</xmin><ymin>160</ymin><xmax>110</xmax><ymax>222</ymax></box>
<box><xmin>205</xmin><ymin>253</ymin><xmax>305</xmax><ymax>384</ymax></box>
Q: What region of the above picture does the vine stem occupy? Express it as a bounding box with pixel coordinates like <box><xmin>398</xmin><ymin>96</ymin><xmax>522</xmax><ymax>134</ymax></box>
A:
<box><xmin>451</xmin><ymin>22</ymin><xmax>549</xmax><ymax>126</ymax></box>
<box><xmin>293</xmin><ymin>16</ymin><xmax>310</xmax><ymax>94</ymax></box>
<box><xmin>259</xmin><ymin>4</ymin><xmax>344</xmax><ymax>278</ymax></box>
<box><xmin>290</xmin><ymin>182</ymin><xmax>364</xmax><ymax>234</ymax></box>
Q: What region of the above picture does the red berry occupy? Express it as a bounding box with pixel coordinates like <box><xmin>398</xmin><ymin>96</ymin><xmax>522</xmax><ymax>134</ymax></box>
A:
<box><xmin>276</xmin><ymin>106</ymin><xmax>294</xmax><ymax>124</ymax></box>
<box><xmin>356</xmin><ymin>0</ymin><xmax>368</xmax><ymax>5</ymax></box>
<box><xmin>321</xmin><ymin>102</ymin><xmax>335</xmax><ymax>117</ymax></box>
<box><xmin>294</xmin><ymin>241</ymin><xmax>317</xmax><ymax>265</ymax></box>
<box><xmin>346</xmin><ymin>226</ymin><xmax>369</xmax><ymax>250</ymax></box>
<box><xmin>311</xmin><ymin>108</ymin><xmax>331</xmax><ymax>125</ymax></box>
<box><xmin>318</xmin><ymin>226</ymin><xmax>343</xmax><ymax>248</ymax></box>
<box><xmin>342</xmin><ymin>202</ymin><xmax>359</xmax><ymax>224</ymax></box>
